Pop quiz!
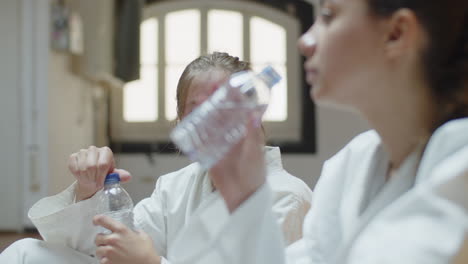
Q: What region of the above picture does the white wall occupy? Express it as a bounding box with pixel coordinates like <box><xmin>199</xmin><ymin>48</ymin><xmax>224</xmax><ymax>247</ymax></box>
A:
<box><xmin>116</xmin><ymin>106</ymin><xmax>369</xmax><ymax>203</ymax></box>
<box><xmin>47</xmin><ymin>51</ymin><xmax>95</xmax><ymax>195</ymax></box>
<box><xmin>0</xmin><ymin>0</ymin><xmax>95</xmax><ymax>229</ymax></box>
<box><xmin>46</xmin><ymin>0</ymin><xmax>113</xmax><ymax>195</ymax></box>
<box><xmin>282</xmin><ymin>106</ymin><xmax>369</xmax><ymax>188</ymax></box>
<box><xmin>115</xmin><ymin>154</ymin><xmax>192</xmax><ymax>203</ymax></box>
<box><xmin>0</xmin><ymin>0</ymin><xmax>22</xmax><ymax>230</ymax></box>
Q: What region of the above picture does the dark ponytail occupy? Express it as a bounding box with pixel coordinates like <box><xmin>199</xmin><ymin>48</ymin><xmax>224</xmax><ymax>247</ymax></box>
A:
<box><xmin>368</xmin><ymin>0</ymin><xmax>468</xmax><ymax>130</ymax></box>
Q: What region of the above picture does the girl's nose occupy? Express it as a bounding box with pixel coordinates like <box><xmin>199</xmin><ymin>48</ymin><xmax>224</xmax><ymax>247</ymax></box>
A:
<box><xmin>298</xmin><ymin>28</ymin><xmax>317</xmax><ymax>57</ymax></box>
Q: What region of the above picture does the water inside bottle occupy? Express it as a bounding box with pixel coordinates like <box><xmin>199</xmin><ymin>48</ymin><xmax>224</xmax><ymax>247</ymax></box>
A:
<box><xmin>179</xmin><ymin>102</ymin><xmax>267</xmax><ymax>169</ymax></box>
<box><xmin>98</xmin><ymin>209</ymin><xmax>134</xmax><ymax>234</ymax></box>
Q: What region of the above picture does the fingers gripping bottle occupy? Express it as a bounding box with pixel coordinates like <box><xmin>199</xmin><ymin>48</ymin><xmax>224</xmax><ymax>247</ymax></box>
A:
<box><xmin>170</xmin><ymin>66</ymin><xmax>281</xmax><ymax>169</ymax></box>
<box><xmin>97</xmin><ymin>173</ymin><xmax>134</xmax><ymax>234</ymax></box>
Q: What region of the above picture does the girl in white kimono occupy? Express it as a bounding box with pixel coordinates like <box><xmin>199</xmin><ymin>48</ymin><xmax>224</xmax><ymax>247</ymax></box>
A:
<box><xmin>158</xmin><ymin>0</ymin><xmax>468</xmax><ymax>263</ymax></box>
<box><xmin>0</xmin><ymin>53</ymin><xmax>313</xmax><ymax>264</ymax></box>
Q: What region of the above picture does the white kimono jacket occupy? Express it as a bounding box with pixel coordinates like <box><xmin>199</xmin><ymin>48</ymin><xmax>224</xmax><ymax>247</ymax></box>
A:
<box><xmin>26</xmin><ymin>147</ymin><xmax>312</xmax><ymax>262</ymax></box>
<box><xmin>167</xmin><ymin>118</ymin><xmax>468</xmax><ymax>264</ymax></box>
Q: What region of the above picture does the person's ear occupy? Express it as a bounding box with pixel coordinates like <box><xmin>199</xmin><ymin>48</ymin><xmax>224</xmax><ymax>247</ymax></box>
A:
<box><xmin>383</xmin><ymin>8</ymin><xmax>425</xmax><ymax>60</ymax></box>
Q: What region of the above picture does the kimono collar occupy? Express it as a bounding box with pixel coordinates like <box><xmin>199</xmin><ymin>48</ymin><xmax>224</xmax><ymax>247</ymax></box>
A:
<box><xmin>203</xmin><ymin>146</ymin><xmax>284</xmax><ymax>193</ymax></box>
<box><xmin>264</xmin><ymin>146</ymin><xmax>284</xmax><ymax>174</ymax></box>
<box><xmin>416</xmin><ymin>117</ymin><xmax>468</xmax><ymax>184</ymax></box>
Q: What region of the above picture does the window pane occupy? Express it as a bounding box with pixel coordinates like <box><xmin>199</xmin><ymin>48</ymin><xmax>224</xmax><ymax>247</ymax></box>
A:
<box><xmin>166</xmin><ymin>10</ymin><xmax>200</xmax><ymax>64</ymax></box>
<box><xmin>165</xmin><ymin>65</ymin><xmax>186</xmax><ymax>121</ymax></box>
<box><xmin>250</xmin><ymin>16</ymin><xmax>286</xmax><ymax>64</ymax></box>
<box><xmin>253</xmin><ymin>64</ymin><xmax>287</xmax><ymax>122</ymax></box>
<box><xmin>208</xmin><ymin>9</ymin><xmax>243</xmax><ymax>59</ymax></box>
<box><xmin>251</xmin><ymin>17</ymin><xmax>287</xmax><ymax>122</ymax></box>
<box><xmin>123</xmin><ymin>18</ymin><xmax>158</xmax><ymax>123</ymax></box>
<box><xmin>140</xmin><ymin>18</ymin><xmax>158</xmax><ymax>65</ymax></box>
<box><xmin>165</xmin><ymin>9</ymin><xmax>200</xmax><ymax>121</ymax></box>
<box><xmin>124</xmin><ymin>65</ymin><xmax>158</xmax><ymax>122</ymax></box>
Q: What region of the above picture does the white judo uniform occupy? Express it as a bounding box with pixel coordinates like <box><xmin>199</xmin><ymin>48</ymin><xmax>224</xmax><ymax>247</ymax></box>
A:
<box><xmin>167</xmin><ymin>118</ymin><xmax>468</xmax><ymax>264</ymax></box>
<box><xmin>1</xmin><ymin>147</ymin><xmax>312</xmax><ymax>264</ymax></box>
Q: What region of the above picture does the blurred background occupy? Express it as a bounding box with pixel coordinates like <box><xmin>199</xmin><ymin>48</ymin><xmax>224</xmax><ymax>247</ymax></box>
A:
<box><xmin>0</xmin><ymin>0</ymin><xmax>369</xmax><ymax>246</ymax></box>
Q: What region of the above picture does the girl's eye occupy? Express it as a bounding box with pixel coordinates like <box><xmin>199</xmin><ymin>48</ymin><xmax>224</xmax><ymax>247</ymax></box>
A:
<box><xmin>320</xmin><ymin>7</ymin><xmax>334</xmax><ymax>23</ymax></box>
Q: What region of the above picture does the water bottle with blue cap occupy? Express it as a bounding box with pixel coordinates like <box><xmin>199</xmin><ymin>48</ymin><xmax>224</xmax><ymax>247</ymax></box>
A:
<box><xmin>170</xmin><ymin>65</ymin><xmax>282</xmax><ymax>169</ymax></box>
<box><xmin>97</xmin><ymin>173</ymin><xmax>134</xmax><ymax>234</ymax></box>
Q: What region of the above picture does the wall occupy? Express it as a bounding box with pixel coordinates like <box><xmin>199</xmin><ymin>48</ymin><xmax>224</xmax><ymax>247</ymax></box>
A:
<box><xmin>47</xmin><ymin>51</ymin><xmax>95</xmax><ymax>195</ymax></box>
<box><xmin>116</xmin><ymin>106</ymin><xmax>369</xmax><ymax>203</ymax></box>
<box><xmin>282</xmin><ymin>106</ymin><xmax>369</xmax><ymax>188</ymax></box>
<box><xmin>0</xmin><ymin>0</ymin><xmax>22</xmax><ymax>230</ymax></box>
<box><xmin>47</xmin><ymin>0</ymin><xmax>113</xmax><ymax>195</ymax></box>
<box><xmin>0</xmin><ymin>0</ymin><xmax>100</xmax><ymax>229</ymax></box>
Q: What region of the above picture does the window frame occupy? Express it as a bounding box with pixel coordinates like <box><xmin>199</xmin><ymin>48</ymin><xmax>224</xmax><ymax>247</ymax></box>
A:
<box><xmin>110</xmin><ymin>0</ymin><xmax>316</xmax><ymax>154</ymax></box>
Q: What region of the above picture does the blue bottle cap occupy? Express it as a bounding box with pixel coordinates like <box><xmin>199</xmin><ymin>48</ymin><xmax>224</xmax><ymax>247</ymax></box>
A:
<box><xmin>104</xmin><ymin>173</ymin><xmax>120</xmax><ymax>184</ymax></box>
<box><xmin>260</xmin><ymin>65</ymin><xmax>282</xmax><ymax>87</ymax></box>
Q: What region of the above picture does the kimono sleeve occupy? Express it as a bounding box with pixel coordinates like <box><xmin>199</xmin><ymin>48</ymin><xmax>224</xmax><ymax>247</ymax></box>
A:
<box><xmin>133</xmin><ymin>177</ymin><xmax>168</xmax><ymax>257</ymax></box>
<box><xmin>28</xmin><ymin>182</ymin><xmax>102</xmax><ymax>256</ymax></box>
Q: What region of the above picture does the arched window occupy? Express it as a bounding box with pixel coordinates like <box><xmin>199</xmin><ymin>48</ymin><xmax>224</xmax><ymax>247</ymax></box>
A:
<box><xmin>111</xmin><ymin>0</ymin><xmax>315</xmax><ymax>153</ymax></box>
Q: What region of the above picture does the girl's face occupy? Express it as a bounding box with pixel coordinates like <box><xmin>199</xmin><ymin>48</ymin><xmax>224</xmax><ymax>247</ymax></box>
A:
<box><xmin>299</xmin><ymin>0</ymin><xmax>387</xmax><ymax>109</ymax></box>
<box><xmin>182</xmin><ymin>69</ymin><xmax>229</xmax><ymax>118</ymax></box>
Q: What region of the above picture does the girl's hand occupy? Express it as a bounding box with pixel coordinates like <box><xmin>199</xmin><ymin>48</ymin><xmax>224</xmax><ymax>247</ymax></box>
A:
<box><xmin>68</xmin><ymin>146</ymin><xmax>131</xmax><ymax>202</ymax></box>
<box><xmin>94</xmin><ymin>215</ymin><xmax>161</xmax><ymax>264</ymax></box>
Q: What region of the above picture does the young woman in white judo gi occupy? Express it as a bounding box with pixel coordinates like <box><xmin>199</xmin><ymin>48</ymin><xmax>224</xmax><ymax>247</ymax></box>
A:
<box><xmin>161</xmin><ymin>0</ymin><xmax>468</xmax><ymax>263</ymax></box>
<box><xmin>0</xmin><ymin>52</ymin><xmax>312</xmax><ymax>264</ymax></box>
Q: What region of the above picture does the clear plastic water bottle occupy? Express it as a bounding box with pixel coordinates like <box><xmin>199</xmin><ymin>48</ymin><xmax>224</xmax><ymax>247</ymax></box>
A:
<box><xmin>96</xmin><ymin>173</ymin><xmax>134</xmax><ymax>234</ymax></box>
<box><xmin>170</xmin><ymin>65</ymin><xmax>281</xmax><ymax>169</ymax></box>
